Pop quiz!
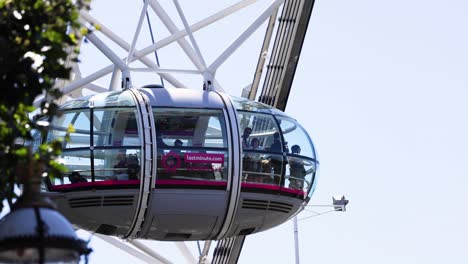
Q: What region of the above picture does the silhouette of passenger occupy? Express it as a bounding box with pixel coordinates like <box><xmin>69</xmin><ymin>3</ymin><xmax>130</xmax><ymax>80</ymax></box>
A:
<box><xmin>269</xmin><ymin>132</ymin><xmax>282</xmax><ymax>152</ymax></box>
<box><xmin>69</xmin><ymin>171</ymin><xmax>87</xmax><ymax>183</ymax></box>
<box><xmin>114</xmin><ymin>150</ymin><xmax>139</xmax><ymax>180</ymax></box>
<box><xmin>173</xmin><ymin>139</ymin><xmax>185</xmax><ymax>174</ymax></box>
<box><xmin>156</xmin><ymin>129</ymin><xmax>169</xmax><ymax>148</ymax></box>
<box><xmin>242</xmin><ymin>127</ymin><xmax>252</xmax><ymax>149</ymax></box>
<box><xmin>112</xmin><ymin>149</ymin><xmax>128</xmax><ymax>179</ymax></box>
<box><xmin>114</xmin><ymin>150</ymin><xmax>128</xmax><ymax>171</ymax></box>
<box><xmin>126</xmin><ymin>154</ymin><xmax>140</xmax><ymax>180</ymax></box>
<box><xmin>250</xmin><ymin>137</ymin><xmax>264</xmax><ymax>151</ymax></box>
<box><xmin>246</xmin><ymin>138</ymin><xmax>265</xmax><ymax>182</ymax></box>
<box><xmin>174</xmin><ymin>139</ymin><xmax>183</xmax><ymax>148</ymax></box>
<box><xmin>289</xmin><ymin>145</ymin><xmax>306</xmax><ymax>190</ymax></box>
<box><xmin>291</xmin><ymin>144</ymin><xmax>301</xmax><ymax>154</ymax></box>
<box><xmin>268</xmin><ymin>132</ymin><xmax>284</xmax><ymax>184</ymax></box>
<box><xmin>160</xmin><ymin>139</ymin><xmax>185</xmax><ymax>179</ymax></box>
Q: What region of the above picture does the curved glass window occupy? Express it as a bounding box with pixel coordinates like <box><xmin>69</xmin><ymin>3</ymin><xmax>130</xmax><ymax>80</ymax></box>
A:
<box><xmin>154</xmin><ymin>108</ymin><xmax>228</xmax><ymax>186</ymax></box>
<box><xmin>54</xmin><ymin>149</ymin><xmax>92</xmax><ymax>184</ymax></box>
<box><xmin>47</xmin><ymin>90</ymin><xmax>142</xmax><ymax>191</ymax></box>
<box><xmin>59</xmin><ymin>95</ymin><xmax>93</xmax><ymax>109</ymax></box>
<box><xmin>237</xmin><ymin>111</ymin><xmax>284</xmax><ymax>187</ymax></box>
<box><xmin>231</xmin><ymin>96</ymin><xmax>272</xmax><ymax>112</ymax></box>
<box><xmin>277</xmin><ymin>117</ymin><xmax>318</xmax><ymax>198</ymax></box>
<box><xmin>231</xmin><ymin>96</ymin><xmax>286</xmax><ymax>116</ymax></box>
<box><xmin>237</xmin><ymin>111</ymin><xmax>319</xmax><ymax>199</ymax></box>
<box><xmin>277</xmin><ymin>117</ymin><xmax>316</xmax><ymax>159</ymax></box>
<box><xmin>94</xmin><ymin>148</ymin><xmax>141</xmax><ymax>182</ymax></box>
<box><xmin>93</xmin><ymin>90</ymin><xmax>136</xmax><ymax>107</ymax></box>
<box><xmin>48</xmin><ymin>110</ymin><xmax>91</xmax><ymax>148</ymax></box>
<box><xmin>93</xmin><ymin>109</ymin><xmax>140</xmax><ymax>147</ymax></box>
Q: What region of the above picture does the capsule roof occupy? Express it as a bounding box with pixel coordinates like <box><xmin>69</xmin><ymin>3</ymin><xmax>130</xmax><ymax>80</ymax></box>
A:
<box><xmin>60</xmin><ymin>87</ymin><xmax>291</xmax><ymax>118</ymax></box>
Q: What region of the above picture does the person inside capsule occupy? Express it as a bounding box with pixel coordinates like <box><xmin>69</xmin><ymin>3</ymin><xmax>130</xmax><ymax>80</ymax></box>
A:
<box><xmin>266</xmin><ymin>132</ymin><xmax>285</xmax><ymax>184</ymax></box>
<box><xmin>126</xmin><ymin>154</ymin><xmax>140</xmax><ymax>180</ymax></box>
<box><xmin>241</xmin><ymin>127</ymin><xmax>252</xmax><ymax>149</ymax></box>
<box><xmin>244</xmin><ymin>137</ymin><xmax>265</xmax><ymax>183</ymax></box>
<box><xmin>69</xmin><ymin>171</ymin><xmax>87</xmax><ymax>183</ymax></box>
<box><xmin>288</xmin><ymin>144</ymin><xmax>306</xmax><ymax>190</ymax></box>
<box><xmin>114</xmin><ymin>149</ymin><xmax>129</xmax><ymax>180</ymax></box>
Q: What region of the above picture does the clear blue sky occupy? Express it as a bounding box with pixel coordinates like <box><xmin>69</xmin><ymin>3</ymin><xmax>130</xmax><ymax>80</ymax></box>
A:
<box><xmin>74</xmin><ymin>0</ymin><xmax>468</xmax><ymax>263</ymax></box>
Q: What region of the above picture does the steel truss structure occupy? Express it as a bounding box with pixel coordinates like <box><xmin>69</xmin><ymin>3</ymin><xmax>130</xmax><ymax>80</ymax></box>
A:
<box><xmin>42</xmin><ymin>0</ymin><xmax>317</xmax><ymax>263</ymax></box>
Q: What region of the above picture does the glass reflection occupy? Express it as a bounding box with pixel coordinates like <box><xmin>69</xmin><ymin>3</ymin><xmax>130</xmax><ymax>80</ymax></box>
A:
<box><xmin>276</xmin><ymin>117</ymin><xmax>316</xmax><ymax>160</ymax></box>
<box><xmin>51</xmin><ymin>150</ymin><xmax>92</xmax><ymax>186</ymax></box>
<box><xmin>49</xmin><ymin>110</ymin><xmax>91</xmax><ymax>148</ymax></box>
<box><xmin>285</xmin><ymin>156</ymin><xmax>316</xmax><ymax>192</ymax></box>
<box><xmin>242</xmin><ymin>152</ymin><xmax>283</xmax><ymax>185</ymax></box>
<box><xmin>47</xmin><ymin>91</ymin><xmax>142</xmax><ymax>189</ymax></box>
<box><xmin>238</xmin><ymin>111</ymin><xmax>284</xmax><ymax>186</ymax></box>
<box><xmin>93</xmin><ymin>109</ymin><xmax>139</xmax><ymax>147</ymax></box>
<box><xmin>94</xmin><ymin>148</ymin><xmax>141</xmax><ymax>181</ymax></box>
<box><xmin>154</xmin><ymin>108</ymin><xmax>228</xmax><ymax>184</ymax></box>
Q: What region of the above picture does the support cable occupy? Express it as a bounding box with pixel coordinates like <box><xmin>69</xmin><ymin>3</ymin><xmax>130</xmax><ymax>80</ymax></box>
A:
<box><xmin>197</xmin><ymin>241</ymin><xmax>202</xmax><ymax>257</ymax></box>
<box><xmin>298</xmin><ymin>209</ymin><xmax>336</xmax><ymax>221</ymax></box>
<box><xmin>144</xmin><ymin>0</ymin><xmax>165</xmax><ymax>87</ymax></box>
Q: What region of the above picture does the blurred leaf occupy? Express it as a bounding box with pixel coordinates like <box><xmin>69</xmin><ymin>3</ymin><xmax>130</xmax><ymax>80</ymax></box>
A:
<box><xmin>0</xmin><ymin>0</ymin><xmax>89</xmax><ymax>215</ymax></box>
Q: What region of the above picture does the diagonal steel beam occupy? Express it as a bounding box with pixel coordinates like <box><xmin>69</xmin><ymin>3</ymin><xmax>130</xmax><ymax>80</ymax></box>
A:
<box><xmin>208</xmin><ymin>0</ymin><xmax>284</xmax><ymax>73</ymax></box>
<box><xmin>79</xmin><ymin>12</ymin><xmax>184</xmax><ymax>88</ymax></box>
<box><xmin>257</xmin><ymin>0</ymin><xmax>316</xmax><ymax>111</ymax></box>
<box><xmin>60</xmin><ymin>1</ymin><xmax>259</xmax><ymax>98</ymax></box>
<box><xmin>94</xmin><ymin>234</ymin><xmax>167</xmax><ymax>264</ymax></box>
<box><xmin>128</xmin><ymin>240</ymin><xmax>175</xmax><ymax>264</ymax></box>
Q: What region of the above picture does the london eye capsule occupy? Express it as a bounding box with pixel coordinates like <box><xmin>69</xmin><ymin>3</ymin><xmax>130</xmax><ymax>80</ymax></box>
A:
<box><xmin>39</xmin><ymin>86</ymin><xmax>319</xmax><ymax>241</ymax></box>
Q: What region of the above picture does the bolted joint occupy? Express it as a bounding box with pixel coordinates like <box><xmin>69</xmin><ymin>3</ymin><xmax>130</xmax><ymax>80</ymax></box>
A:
<box><xmin>121</xmin><ymin>69</ymin><xmax>133</xmax><ymax>89</ymax></box>
<box><xmin>202</xmin><ymin>71</ymin><xmax>215</xmax><ymax>91</ymax></box>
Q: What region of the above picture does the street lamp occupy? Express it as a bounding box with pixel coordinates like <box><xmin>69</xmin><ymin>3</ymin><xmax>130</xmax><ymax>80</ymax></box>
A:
<box><xmin>293</xmin><ymin>195</ymin><xmax>350</xmax><ymax>264</ymax></box>
<box><xmin>0</xmin><ymin>161</ymin><xmax>91</xmax><ymax>263</ymax></box>
<box><xmin>332</xmin><ymin>195</ymin><xmax>349</xmax><ymax>212</ymax></box>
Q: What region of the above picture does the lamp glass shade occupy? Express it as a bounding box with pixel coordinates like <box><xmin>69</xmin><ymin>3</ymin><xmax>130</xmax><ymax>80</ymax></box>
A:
<box><xmin>0</xmin><ymin>207</ymin><xmax>86</xmax><ymax>264</ymax></box>
<box><xmin>0</xmin><ymin>248</ymin><xmax>79</xmax><ymax>263</ymax></box>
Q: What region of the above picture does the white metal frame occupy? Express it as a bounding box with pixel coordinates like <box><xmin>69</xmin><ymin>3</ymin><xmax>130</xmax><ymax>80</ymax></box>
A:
<box><xmin>45</xmin><ymin>1</ymin><xmax>331</xmax><ymax>263</ymax></box>
<box><xmin>34</xmin><ymin>0</ymin><xmax>293</xmax><ymax>107</ymax></box>
<box><xmin>94</xmin><ymin>234</ymin><xmax>174</xmax><ymax>264</ymax></box>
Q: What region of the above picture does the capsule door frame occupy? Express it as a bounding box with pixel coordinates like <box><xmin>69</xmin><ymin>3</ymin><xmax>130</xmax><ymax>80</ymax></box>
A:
<box><xmin>123</xmin><ymin>88</ymin><xmax>156</xmax><ymax>239</ymax></box>
<box><xmin>213</xmin><ymin>92</ymin><xmax>243</xmax><ymax>240</ymax></box>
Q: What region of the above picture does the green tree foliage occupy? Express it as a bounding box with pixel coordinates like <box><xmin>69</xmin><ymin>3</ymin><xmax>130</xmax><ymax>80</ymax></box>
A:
<box><xmin>0</xmin><ymin>0</ymin><xmax>89</xmax><ymax>213</ymax></box>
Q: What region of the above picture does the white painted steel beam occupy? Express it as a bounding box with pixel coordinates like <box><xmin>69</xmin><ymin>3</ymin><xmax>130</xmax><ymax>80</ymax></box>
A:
<box><xmin>175</xmin><ymin>242</ymin><xmax>197</xmax><ymax>264</ymax></box>
<box><xmin>208</xmin><ymin>0</ymin><xmax>284</xmax><ymax>72</ymax></box>
<box><xmin>86</xmin><ymin>32</ymin><xmax>129</xmax><ymax>72</ymax></box>
<box><xmin>199</xmin><ymin>240</ymin><xmax>212</xmax><ymax>264</ymax></box>
<box><xmin>94</xmin><ymin>234</ymin><xmax>166</xmax><ymax>264</ymax></box>
<box><xmin>129</xmin><ymin>68</ymin><xmax>200</xmax><ymax>74</ymax></box>
<box><xmin>249</xmin><ymin>8</ymin><xmax>279</xmax><ymax>100</ymax></box>
<box><xmin>109</xmin><ymin>66</ymin><xmax>121</xmax><ymax>91</ymax></box>
<box><xmin>129</xmin><ymin>240</ymin><xmax>174</xmax><ymax>264</ymax></box>
<box><xmin>127</xmin><ymin>0</ymin><xmax>150</xmax><ymax>65</ymax></box>
<box><xmin>148</xmin><ymin>0</ymin><xmax>205</xmax><ymax>72</ymax></box>
<box><xmin>173</xmin><ymin>0</ymin><xmax>207</xmax><ymax>69</ymax></box>
<box><xmin>63</xmin><ymin>1</ymin><xmax>257</xmax><ymax>97</ymax></box>
<box><xmin>79</xmin><ymin>12</ymin><xmax>185</xmax><ymax>88</ymax></box>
